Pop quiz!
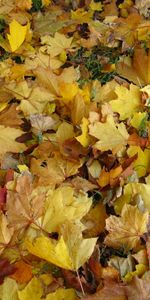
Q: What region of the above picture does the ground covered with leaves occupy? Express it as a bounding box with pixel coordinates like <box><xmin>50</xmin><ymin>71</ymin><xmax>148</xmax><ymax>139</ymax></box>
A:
<box><xmin>0</xmin><ymin>0</ymin><xmax>150</xmax><ymax>299</ymax></box>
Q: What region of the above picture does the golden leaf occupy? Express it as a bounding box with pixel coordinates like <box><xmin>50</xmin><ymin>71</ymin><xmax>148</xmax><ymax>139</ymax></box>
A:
<box><xmin>105</xmin><ymin>204</ymin><xmax>149</xmax><ymax>250</ymax></box>
<box><xmin>127</xmin><ymin>146</ymin><xmax>150</xmax><ymax>177</ymax></box>
<box><xmin>116</xmin><ymin>48</ymin><xmax>150</xmax><ymax>86</ymax></box>
<box><xmin>76</xmin><ymin>117</ymin><xmax>90</xmax><ymax>148</ymax></box>
<box><xmin>18</xmin><ymin>277</ymin><xmax>43</xmax><ymax>300</ymax></box>
<box><xmin>0</xmin><ymin>125</ymin><xmax>26</xmax><ymax>158</ymax></box>
<box><xmin>41</xmin><ymin>32</ymin><xmax>73</xmax><ymax>57</ymax></box>
<box><xmin>45</xmin><ymin>288</ymin><xmax>78</xmax><ymax>300</ymax></box>
<box><xmin>89</xmin><ymin>115</ymin><xmax>129</xmax><ymax>152</ymax></box>
<box><xmin>26</xmin><ymin>222</ymin><xmax>97</xmax><ymax>271</ymax></box>
<box><xmin>42</xmin><ymin>186</ymin><xmax>92</xmax><ymax>233</ymax></box>
<box><xmin>7</xmin><ymin>20</ymin><xmax>28</xmax><ymax>52</ymax></box>
<box><xmin>110</xmin><ymin>84</ymin><xmax>140</xmax><ymax>120</ymax></box>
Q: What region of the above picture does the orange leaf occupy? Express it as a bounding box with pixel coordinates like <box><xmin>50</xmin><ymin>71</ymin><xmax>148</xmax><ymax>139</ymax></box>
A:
<box><xmin>10</xmin><ymin>260</ymin><xmax>32</xmax><ymax>284</ymax></box>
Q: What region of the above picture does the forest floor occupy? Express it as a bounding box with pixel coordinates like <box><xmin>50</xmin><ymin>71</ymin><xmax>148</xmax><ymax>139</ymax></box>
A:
<box><xmin>0</xmin><ymin>0</ymin><xmax>150</xmax><ymax>299</ymax></box>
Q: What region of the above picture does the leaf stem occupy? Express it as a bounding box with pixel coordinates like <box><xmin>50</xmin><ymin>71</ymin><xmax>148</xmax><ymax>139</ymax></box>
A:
<box><xmin>76</xmin><ymin>269</ymin><xmax>85</xmax><ymax>297</ymax></box>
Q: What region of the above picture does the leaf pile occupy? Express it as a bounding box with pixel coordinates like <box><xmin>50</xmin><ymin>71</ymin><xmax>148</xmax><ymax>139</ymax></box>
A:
<box><xmin>0</xmin><ymin>0</ymin><xmax>150</xmax><ymax>299</ymax></box>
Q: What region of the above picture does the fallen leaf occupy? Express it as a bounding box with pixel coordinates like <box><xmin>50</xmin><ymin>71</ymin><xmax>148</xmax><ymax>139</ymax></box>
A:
<box><xmin>83</xmin><ymin>202</ymin><xmax>108</xmax><ymax>237</ymax></box>
<box><xmin>104</xmin><ymin>204</ymin><xmax>149</xmax><ymax>251</ymax></box>
<box><xmin>10</xmin><ymin>260</ymin><xmax>32</xmax><ymax>284</ymax></box>
<box><xmin>0</xmin><ymin>126</ymin><xmax>26</xmax><ymax>158</ymax></box>
<box><xmin>26</xmin><ymin>222</ymin><xmax>97</xmax><ymax>271</ymax></box>
<box><xmin>76</xmin><ymin>118</ymin><xmax>91</xmax><ymax>148</ymax></box>
<box><xmin>45</xmin><ymin>288</ymin><xmax>78</xmax><ymax>300</ymax></box>
<box><xmin>41</xmin><ymin>32</ymin><xmax>73</xmax><ymax>57</ymax></box>
<box><xmin>110</xmin><ymin>84</ymin><xmax>140</xmax><ymax>120</ymax></box>
<box><xmin>89</xmin><ymin>115</ymin><xmax>129</xmax><ymax>152</ymax></box>
<box><xmin>6</xmin><ymin>173</ymin><xmax>46</xmax><ymax>231</ymax></box>
<box><xmin>18</xmin><ymin>277</ymin><xmax>43</xmax><ymax>300</ymax></box>
<box><xmin>41</xmin><ymin>186</ymin><xmax>92</xmax><ymax>233</ymax></box>
<box><xmin>7</xmin><ymin>20</ymin><xmax>28</xmax><ymax>52</ymax></box>
<box><xmin>116</xmin><ymin>48</ymin><xmax>150</xmax><ymax>86</ymax></box>
<box><xmin>0</xmin><ymin>104</ymin><xmax>23</xmax><ymax>128</ymax></box>
<box><xmin>0</xmin><ymin>278</ymin><xmax>18</xmax><ymax>300</ymax></box>
<box><xmin>127</xmin><ymin>146</ymin><xmax>150</xmax><ymax>177</ymax></box>
<box><xmin>30</xmin><ymin>155</ymin><xmax>81</xmax><ymax>186</ymax></box>
<box><xmin>0</xmin><ymin>213</ymin><xmax>14</xmax><ymax>254</ymax></box>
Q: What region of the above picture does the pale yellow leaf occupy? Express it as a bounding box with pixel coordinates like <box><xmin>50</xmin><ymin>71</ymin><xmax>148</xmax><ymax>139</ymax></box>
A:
<box><xmin>127</xmin><ymin>146</ymin><xmax>150</xmax><ymax>177</ymax></box>
<box><xmin>89</xmin><ymin>115</ymin><xmax>129</xmax><ymax>151</ymax></box>
<box><xmin>0</xmin><ymin>213</ymin><xmax>13</xmax><ymax>254</ymax></box>
<box><xmin>61</xmin><ymin>221</ymin><xmax>97</xmax><ymax>270</ymax></box>
<box><xmin>42</xmin><ymin>186</ymin><xmax>92</xmax><ymax>233</ymax></box>
<box><xmin>41</xmin><ymin>32</ymin><xmax>73</xmax><ymax>57</ymax></box>
<box><xmin>0</xmin><ymin>126</ymin><xmax>26</xmax><ymax>158</ymax></box>
<box><xmin>110</xmin><ymin>84</ymin><xmax>140</xmax><ymax>120</ymax></box>
<box><xmin>18</xmin><ymin>277</ymin><xmax>43</xmax><ymax>300</ymax></box>
<box><xmin>105</xmin><ymin>204</ymin><xmax>149</xmax><ymax>250</ymax></box>
<box><xmin>0</xmin><ymin>278</ymin><xmax>19</xmax><ymax>300</ymax></box>
<box><xmin>26</xmin><ymin>222</ymin><xmax>97</xmax><ymax>271</ymax></box>
<box><xmin>26</xmin><ymin>236</ymin><xmax>73</xmax><ymax>270</ymax></box>
<box><xmin>56</xmin><ymin>122</ymin><xmax>75</xmax><ymax>143</ymax></box>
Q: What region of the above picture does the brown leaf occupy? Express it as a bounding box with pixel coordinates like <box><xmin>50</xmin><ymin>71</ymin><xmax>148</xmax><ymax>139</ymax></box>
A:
<box><xmin>0</xmin><ymin>104</ymin><xmax>23</xmax><ymax>128</ymax></box>
<box><xmin>117</xmin><ymin>48</ymin><xmax>150</xmax><ymax>86</ymax></box>
<box><xmin>6</xmin><ymin>173</ymin><xmax>46</xmax><ymax>232</ymax></box>
<box><xmin>124</xmin><ymin>276</ymin><xmax>150</xmax><ymax>300</ymax></box>
<box><xmin>82</xmin><ymin>280</ymin><xmax>127</xmax><ymax>300</ymax></box>
<box><xmin>0</xmin><ymin>259</ymin><xmax>16</xmax><ymax>284</ymax></box>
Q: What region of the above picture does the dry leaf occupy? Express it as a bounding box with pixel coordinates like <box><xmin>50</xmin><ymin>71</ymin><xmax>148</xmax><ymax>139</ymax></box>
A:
<box><xmin>105</xmin><ymin>204</ymin><xmax>149</xmax><ymax>250</ymax></box>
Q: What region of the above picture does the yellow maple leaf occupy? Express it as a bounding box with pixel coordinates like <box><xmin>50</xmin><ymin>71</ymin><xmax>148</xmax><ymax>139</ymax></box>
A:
<box><xmin>41</xmin><ymin>32</ymin><xmax>73</xmax><ymax>58</ymax></box>
<box><xmin>105</xmin><ymin>204</ymin><xmax>149</xmax><ymax>251</ymax></box>
<box><xmin>41</xmin><ymin>186</ymin><xmax>92</xmax><ymax>233</ymax></box>
<box><xmin>127</xmin><ymin>146</ymin><xmax>150</xmax><ymax>177</ymax></box>
<box><xmin>45</xmin><ymin>288</ymin><xmax>78</xmax><ymax>300</ymax></box>
<box><xmin>90</xmin><ymin>0</ymin><xmax>103</xmax><ymax>11</ymax></box>
<box><xmin>26</xmin><ymin>236</ymin><xmax>74</xmax><ymax>270</ymax></box>
<box><xmin>114</xmin><ymin>181</ymin><xmax>150</xmax><ymax>215</ymax></box>
<box><xmin>0</xmin><ymin>126</ymin><xmax>26</xmax><ymax>158</ymax></box>
<box><xmin>26</xmin><ymin>222</ymin><xmax>97</xmax><ymax>271</ymax></box>
<box><xmin>110</xmin><ymin>84</ymin><xmax>140</xmax><ymax>120</ymax></box>
<box><xmin>59</xmin><ymin>82</ymin><xmax>79</xmax><ymax>103</ymax></box>
<box><xmin>130</xmin><ymin>112</ymin><xmax>147</xmax><ymax>129</ymax></box>
<box><xmin>18</xmin><ymin>277</ymin><xmax>43</xmax><ymax>300</ymax></box>
<box><xmin>116</xmin><ymin>49</ymin><xmax>150</xmax><ymax>86</ymax></box>
<box><xmin>7</xmin><ymin>20</ymin><xmax>28</xmax><ymax>52</ymax></box>
<box><xmin>89</xmin><ymin>115</ymin><xmax>129</xmax><ymax>152</ymax></box>
<box><xmin>76</xmin><ymin>117</ymin><xmax>90</xmax><ymax>147</ymax></box>
<box><xmin>31</xmin><ymin>156</ymin><xmax>81</xmax><ymax>186</ymax></box>
<box><xmin>0</xmin><ymin>278</ymin><xmax>18</xmax><ymax>300</ymax></box>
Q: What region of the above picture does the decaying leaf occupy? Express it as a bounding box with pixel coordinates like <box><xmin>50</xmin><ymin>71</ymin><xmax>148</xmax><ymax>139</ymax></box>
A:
<box><xmin>6</xmin><ymin>173</ymin><xmax>46</xmax><ymax>231</ymax></box>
